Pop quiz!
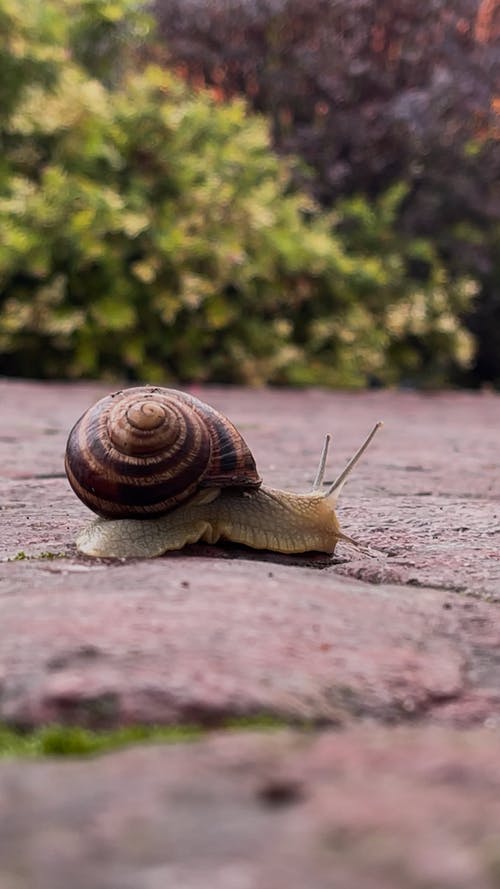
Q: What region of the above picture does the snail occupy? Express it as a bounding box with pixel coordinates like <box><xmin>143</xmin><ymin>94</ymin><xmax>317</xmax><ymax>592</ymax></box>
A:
<box><xmin>65</xmin><ymin>386</ymin><xmax>382</xmax><ymax>559</ymax></box>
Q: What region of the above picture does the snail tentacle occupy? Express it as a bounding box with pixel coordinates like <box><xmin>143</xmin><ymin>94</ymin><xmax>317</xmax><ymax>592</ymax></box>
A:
<box><xmin>321</xmin><ymin>421</ymin><xmax>383</xmax><ymax>502</ymax></box>
<box><xmin>311</xmin><ymin>433</ymin><xmax>331</xmax><ymax>492</ymax></box>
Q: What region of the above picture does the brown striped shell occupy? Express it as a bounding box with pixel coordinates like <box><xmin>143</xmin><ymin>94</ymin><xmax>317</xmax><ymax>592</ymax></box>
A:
<box><xmin>65</xmin><ymin>387</ymin><xmax>261</xmax><ymax>518</ymax></box>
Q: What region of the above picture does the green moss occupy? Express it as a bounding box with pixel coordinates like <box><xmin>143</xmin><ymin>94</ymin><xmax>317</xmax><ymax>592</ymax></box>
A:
<box><xmin>8</xmin><ymin>551</ymin><xmax>67</xmax><ymax>562</ymax></box>
<box><xmin>223</xmin><ymin>714</ymin><xmax>303</xmax><ymax>731</ymax></box>
<box><xmin>0</xmin><ymin>724</ymin><xmax>204</xmax><ymax>758</ymax></box>
<box><xmin>0</xmin><ymin>716</ymin><xmax>292</xmax><ymax>759</ymax></box>
<box><xmin>37</xmin><ymin>551</ymin><xmax>67</xmax><ymax>560</ymax></box>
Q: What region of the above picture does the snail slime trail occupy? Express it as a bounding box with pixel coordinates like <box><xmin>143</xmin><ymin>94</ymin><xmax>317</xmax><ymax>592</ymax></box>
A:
<box><xmin>65</xmin><ymin>386</ymin><xmax>383</xmax><ymax>559</ymax></box>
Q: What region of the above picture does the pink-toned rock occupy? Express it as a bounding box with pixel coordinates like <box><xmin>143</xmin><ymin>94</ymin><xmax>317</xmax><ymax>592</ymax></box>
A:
<box><xmin>2</xmin><ymin>381</ymin><xmax>500</xmax><ymax>887</ymax></box>
<box><xmin>0</xmin><ymin>381</ymin><xmax>499</xmax><ymax>595</ymax></box>
<box><xmin>1</xmin><ymin>381</ymin><xmax>500</xmax><ymax>729</ymax></box>
<box><xmin>1</xmin><ymin>556</ymin><xmax>500</xmax><ymax>728</ymax></box>
<box><xmin>2</xmin><ymin>725</ymin><xmax>500</xmax><ymax>889</ymax></box>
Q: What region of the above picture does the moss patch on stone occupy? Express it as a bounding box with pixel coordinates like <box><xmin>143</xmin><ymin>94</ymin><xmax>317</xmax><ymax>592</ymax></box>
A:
<box><xmin>8</xmin><ymin>551</ymin><xmax>68</xmax><ymax>562</ymax></box>
<box><xmin>0</xmin><ymin>724</ymin><xmax>203</xmax><ymax>758</ymax></box>
<box><xmin>0</xmin><ymin>717</ymin><xmax>292</xmax><ymax>759</ymax></box>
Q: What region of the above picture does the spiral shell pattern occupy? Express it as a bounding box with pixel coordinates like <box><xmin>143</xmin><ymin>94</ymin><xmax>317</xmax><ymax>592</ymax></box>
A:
<box><xmin>65</xmin><ymin>386</ymin><xmax>261</xmax><ymax>518</ymax></box>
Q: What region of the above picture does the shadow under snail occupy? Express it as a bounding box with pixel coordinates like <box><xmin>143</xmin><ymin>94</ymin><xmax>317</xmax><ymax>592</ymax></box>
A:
<box><xmin>65</xmin><ymin>386</ymin><xmax>382</xmax><ymax>559</ymax></box>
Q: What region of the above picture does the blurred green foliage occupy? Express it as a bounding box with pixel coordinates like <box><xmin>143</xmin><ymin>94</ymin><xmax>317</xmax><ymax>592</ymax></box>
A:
<box><xmin>0</xmin><ymin>0</ymin><xmax>476</xmax><ymax>385</ymax></box>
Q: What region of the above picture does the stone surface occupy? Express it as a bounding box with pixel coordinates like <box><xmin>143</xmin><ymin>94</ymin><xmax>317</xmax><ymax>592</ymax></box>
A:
<box><xmin>2</xmin><ymin>725</ymin><xmax>500</xmax><ymax>889</ymax></box>
<box><xmin>1</xmin><ymin>381</ymin><xmax>500</xmax><ymax>729</ymax></box>
<box><xmin>2</xmin><ymin>381</ymin><xmax>500</xmax><ymax>888</ymax></box>
<box><xmin>2</xmin><ymin>557</ymin><xmax>500</xmax><ymax>729</ymax></box>
<box><xmin>1</xmin><ymin>381</ymin><xmax>499</xmax><ymax>595</ymax></box>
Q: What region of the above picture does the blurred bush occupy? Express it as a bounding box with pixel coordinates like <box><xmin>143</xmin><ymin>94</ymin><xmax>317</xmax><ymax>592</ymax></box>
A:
<box><xmin>154</xmin><ymin>0</ymin><xmax>500</xmax><ymax>386</ymax></box>
<box><xmin>0</xmin><ymin>0</ymin><xmax>476</xmax><ymax>385</ymax></box>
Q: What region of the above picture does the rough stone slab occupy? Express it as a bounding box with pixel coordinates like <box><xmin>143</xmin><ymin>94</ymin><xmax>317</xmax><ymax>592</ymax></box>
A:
<box><xmin>1</xmin><ymin>381</ymin><xmax>500</xmax><ymax>729</ymax></box>
<box><xmin>1</xmin><ymin>557</ymin><xmax>500</xmax><ymax>728</ymax></box>
<box><xmin>2</xmin><ymin>725</ymin><xmax>500</xmax><ymax>889</ymax></box>
<box><xmin>1</xmin><ymin>381</ymin><xmax>499</xmax><ymax>596</ymax></box>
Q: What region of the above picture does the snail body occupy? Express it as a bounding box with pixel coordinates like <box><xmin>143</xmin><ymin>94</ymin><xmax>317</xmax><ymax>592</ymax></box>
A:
<box><xmin>65</xmin><ymin>386</ymin><xmax>382</xmax><ymax>559</ymax></box>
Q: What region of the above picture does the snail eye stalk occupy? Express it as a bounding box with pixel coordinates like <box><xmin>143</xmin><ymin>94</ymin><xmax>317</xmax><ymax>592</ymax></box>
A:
<box><xmin>322</xmin><ymin>422</ymin><xmax>383</xmax><ymax>502</ymax></box>
<box><xmin>311</xmin><ymin>433</ymin><xmax>331</xmax><ymax>492</ymax></box>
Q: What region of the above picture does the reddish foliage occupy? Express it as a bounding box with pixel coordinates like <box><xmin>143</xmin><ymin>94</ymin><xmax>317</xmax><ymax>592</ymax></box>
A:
<box><xmin>153</xmin><ymin>0</ymin><xmax>498</xmax><ymax>198</ymax></box>
<box><xmin>153</xmin><ymin>0</ymin><xmax>500</xmax><ymax>383</ymax></box>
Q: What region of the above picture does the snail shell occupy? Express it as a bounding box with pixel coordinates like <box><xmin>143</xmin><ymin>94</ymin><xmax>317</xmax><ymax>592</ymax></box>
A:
<box><xmin>65</xmin><ymin>386</ymin><xmax>261</xmax><ymax>518</ymax></box>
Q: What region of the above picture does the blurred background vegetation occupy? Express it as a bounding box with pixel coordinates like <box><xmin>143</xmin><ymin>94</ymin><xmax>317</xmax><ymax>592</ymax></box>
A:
<box><xmin>0</xmin><ymin>0</ymin><xmax>498</xmax><ymax>387</ymax></box>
